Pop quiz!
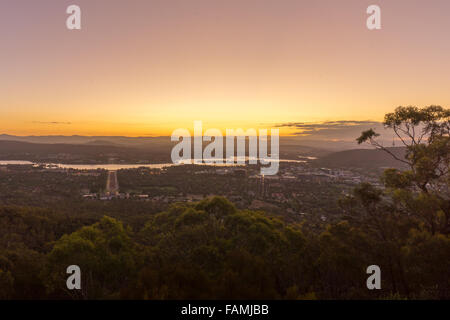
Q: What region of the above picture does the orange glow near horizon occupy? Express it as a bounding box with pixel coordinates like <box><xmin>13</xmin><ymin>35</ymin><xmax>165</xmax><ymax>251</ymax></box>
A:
<box><xmin>1</xmin><ymin>0</ymin><xmax>450</xmax><ymax>136</ymax></box>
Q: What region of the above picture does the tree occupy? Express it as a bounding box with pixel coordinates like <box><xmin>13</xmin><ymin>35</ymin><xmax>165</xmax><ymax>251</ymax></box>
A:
<box><xmin>338</xmin><ymin>105</ymin><xmax>450</xmax><ymax>298</ymax></box>
<box><xmin>135</xmin><ymin>197</ymin><xmax>306</xmax><ymax>299</ymax></box>
<box><xmin>357</xmin><ymin>105</ymin><xmax>450</xmax><ymax>234</ymax></box>
<box><xmin>42</xmin><ymin>216</ymin><xmax>138</xmax><ymax>299</ymax></box>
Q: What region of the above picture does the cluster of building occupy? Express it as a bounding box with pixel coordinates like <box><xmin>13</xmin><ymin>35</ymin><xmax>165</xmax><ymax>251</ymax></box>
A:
<box><xmin>79</xmin><ymin>163</ymin><xmax>380</xmax><ymax>216</ymax></box>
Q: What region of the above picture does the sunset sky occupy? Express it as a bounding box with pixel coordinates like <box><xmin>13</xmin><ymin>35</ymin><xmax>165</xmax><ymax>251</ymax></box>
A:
<box><xmin>1</xmin><ymin>0</ymin><xmax>450</xmax><ymax>136</ymax></box>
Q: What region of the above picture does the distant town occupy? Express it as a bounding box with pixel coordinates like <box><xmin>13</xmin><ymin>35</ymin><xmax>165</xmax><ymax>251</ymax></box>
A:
<box><xmin>0</xmin><ymin>158</ymin><xmax>382</xmax><ymax>226</ymax></box>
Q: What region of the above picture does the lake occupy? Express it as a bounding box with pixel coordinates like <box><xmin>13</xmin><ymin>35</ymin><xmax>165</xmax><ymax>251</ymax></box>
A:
<box><xmin>0</xmin><ymin>158</ymin><xmax>310</xmax><ymax>170</ymax></box>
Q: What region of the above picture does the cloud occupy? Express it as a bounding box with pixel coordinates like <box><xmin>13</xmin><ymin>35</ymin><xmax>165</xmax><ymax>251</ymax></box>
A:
<box><xmin>275</xmin><ymin>120</ymin><xmax>389</xmax><ymax>141</ymax></box>
<box><xmin>276</xmin><ymin>120</ymin><xmax>379</xmax><ymax>130</ymax></box>
<box><xmin>32</xmin><ymin>121</ymin><xmax>72</xmax><ymax>125</ymax></box>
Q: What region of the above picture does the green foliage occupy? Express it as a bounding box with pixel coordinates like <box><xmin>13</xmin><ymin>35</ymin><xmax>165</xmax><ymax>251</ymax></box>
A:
<box><xmin>341</xmin><ymin>105</ymin><xmax>450</xmax><ymax>298</ymax></box>
<box><xmin>402</xmin><ymin>229</ymin><xmax>450</xmax><ymax>299</ymax></box>
<box><xmin>136</xmin><ymin>197</ymin><xmax>304</xmax><ymax>299</ymax></box>
<box><xmin>42</xmin><ymin>216</ymin><xmax>138</xmax><ymax>299</ymax></box>
<box><xmin>0</xmin><ymin>192</ymin><xmax>448</xmax><ymax>299</ymax></box>
<box><xmin>356</xmin><ymin>129</ymin><xmax>380</xmax><ymax>144</ymax></box>
<box><xmin>355</xmin><ymin>106</ymin><xmax>449</xmax><ymax>235</ymax></box>
<box><xmin>316</xmin><ymin>222</ymin><xmax>372</xmax><ymax>299</ymax></box>
<box><xmin>0</xmin><ymin>269</ymin><xmax>14</xmax><ymax>299</ymax></box>
<box><xmin>382</xmin><ymin>169</ymin><xmax>413</xmax><ymax>189</ymax></box>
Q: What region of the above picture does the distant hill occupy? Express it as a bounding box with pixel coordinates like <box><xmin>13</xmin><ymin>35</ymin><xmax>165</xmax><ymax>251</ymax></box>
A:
<box><xmin>0</xmin><ymin>134</ymin><xmax>352</xmax><ymax>154</ymax></box>
<box><xmin>313</xmin><ymin>147</ymin><xmax>408</xmax><ymax>169</ymax></box>
<box><xmin>0</xmin><ymin>140</ymin><xmax>172</xmax><ymax>163</ymax></box>
<box><xmin>0</xmin><ymin>134</ymin><xmax>344</xmax><ymax>161</ymax></box>
<box><xmin>0</xmin><ymin>140</ymin><xmax>133</xmax><ymax>157</ymax></box>
<box><xmin>84</xmin><ymin>140</ymin><xmax>121</xmax><ymax>146</ymax></box>
<box><xmin>0</xmin><ymin>134</ymin><xmax>169</xmax><ymax>146</ymax></box>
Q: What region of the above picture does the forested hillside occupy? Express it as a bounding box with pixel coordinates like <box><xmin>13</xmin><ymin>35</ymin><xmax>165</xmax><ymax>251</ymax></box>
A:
<box><xmin>314</xmin><ymin>147</ymin><xmax>408</xmax><ymax>169</ymax></box>
<box><xmin>0</xmin><ymin>195</ymin><xmax>448</xmax><ymax>300</ymax></box>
